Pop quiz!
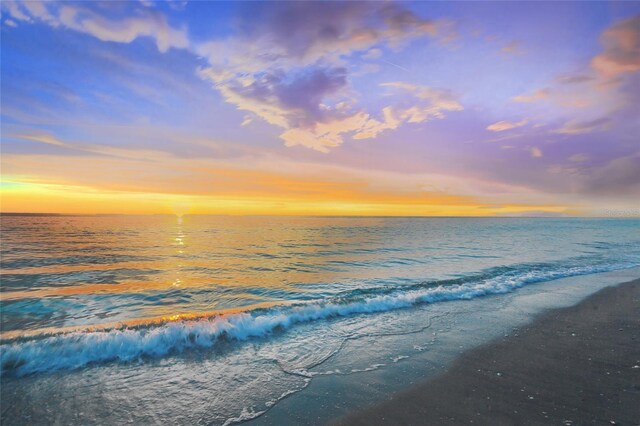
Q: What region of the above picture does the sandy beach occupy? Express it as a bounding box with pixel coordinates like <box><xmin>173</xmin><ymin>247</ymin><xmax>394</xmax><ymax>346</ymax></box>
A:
<box><xmin>335</xmin><ymin>278</ymin><xmax>640</xmax><ymax>425</ymax></box>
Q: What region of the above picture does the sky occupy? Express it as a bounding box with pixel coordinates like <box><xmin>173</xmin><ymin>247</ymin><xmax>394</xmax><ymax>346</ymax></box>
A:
<box><xmin>1</xmin><ymin>1</ymin><xmax>639</xmax><ymax>216</ymax></box>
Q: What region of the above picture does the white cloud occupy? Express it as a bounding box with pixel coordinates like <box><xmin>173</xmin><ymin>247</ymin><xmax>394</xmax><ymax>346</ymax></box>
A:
<box><xmin>1</xmin><ymin>1</ymin><xmax>188</xmax><ymax>52</ymax></box>
<box><xmin>280</xmin><ymin>112</ymin><xmax>371</xmax><ymax>152</ymax></box>
<box><xmin>380</xmin><ymin>82</ymin><xmax>464</xmax><ymax>121</ymax></box>
<box><xmin>271</xmin><ymin>81</ymin><xmax>464</xmax><ymax>153</ymax></box>
<box><xmin>1</xmin><ymin>0</ymin><xmax>30</xmax><ymax>21</ymax></box>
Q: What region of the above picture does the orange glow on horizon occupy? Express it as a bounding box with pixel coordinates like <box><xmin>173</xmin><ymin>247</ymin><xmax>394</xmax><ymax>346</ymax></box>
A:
<box><xmin>0</xmin><ymin>179</ymin><xmax>573</xmax><ymax>217</ymax></box>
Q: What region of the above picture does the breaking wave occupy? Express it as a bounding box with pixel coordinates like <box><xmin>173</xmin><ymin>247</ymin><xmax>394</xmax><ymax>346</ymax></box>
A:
<box><xmin>1</xmin><ymin>256</ymin><xmax>638</xmax><ymax>376</ymax></box>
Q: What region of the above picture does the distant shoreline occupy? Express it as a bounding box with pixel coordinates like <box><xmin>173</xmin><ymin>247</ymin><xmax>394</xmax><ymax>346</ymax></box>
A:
<box><xmin>334</xmin><ymin>278</ymin><xmax>640</xmax><ymax>425</ymax></box>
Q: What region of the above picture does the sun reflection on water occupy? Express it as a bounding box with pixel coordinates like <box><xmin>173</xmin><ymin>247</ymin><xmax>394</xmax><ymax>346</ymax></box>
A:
<box><xmin>173</xmin><ymin>215</ymin><xmax>185</xmax><ymax>288</ymax></box>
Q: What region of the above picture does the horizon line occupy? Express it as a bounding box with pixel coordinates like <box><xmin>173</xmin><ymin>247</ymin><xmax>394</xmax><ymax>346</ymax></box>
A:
<box><xmin>1</xmin><ymin>212</ymin><xmax>638</xmax><ymax>219</ymax></box>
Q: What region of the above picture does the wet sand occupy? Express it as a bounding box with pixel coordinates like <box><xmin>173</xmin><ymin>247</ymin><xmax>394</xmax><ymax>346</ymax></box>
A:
<box><xmin>334</xmin><ymin>278</ymin><xmax>640</xmax><ymax>425</ymax></box>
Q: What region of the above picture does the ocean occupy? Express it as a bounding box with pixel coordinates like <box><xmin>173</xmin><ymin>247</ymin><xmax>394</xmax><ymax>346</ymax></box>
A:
<box><xmin>1</xmin><ymin>215</ymin><xmax>639</xmax><ymax>424</ymax></box>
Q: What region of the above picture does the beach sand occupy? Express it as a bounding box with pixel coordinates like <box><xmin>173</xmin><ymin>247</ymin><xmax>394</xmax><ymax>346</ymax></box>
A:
<box><xmin>334</xmin><ymin>278</ymin><xmax>640</xmax><ymax>425</ymax></box>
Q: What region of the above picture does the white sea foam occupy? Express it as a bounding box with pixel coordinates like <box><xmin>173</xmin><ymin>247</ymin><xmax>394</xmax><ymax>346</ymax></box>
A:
<box><xmin>0</xmin><ymin>261</ymin><xmax>635</xmax><ymax>376</ymax></box>
<box><xmin>222</xmin><ymin>407</ymin><xmax>266</xmax><ymax>426</ymax></box>
<box><xmin>392</xmin><ymin>355</ymin><xmax>409</xmax><ymax>363</ymax></box>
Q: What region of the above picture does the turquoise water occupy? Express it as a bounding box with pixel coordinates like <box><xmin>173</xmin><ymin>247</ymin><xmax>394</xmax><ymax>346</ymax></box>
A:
<box><xmin>1</xmin><ymin>216</ymin><xmax>639</xmax><ymax>424</ymax></box>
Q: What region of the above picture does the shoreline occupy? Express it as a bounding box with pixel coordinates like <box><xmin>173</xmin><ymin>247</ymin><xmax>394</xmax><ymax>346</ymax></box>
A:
<box><xmin>334</xmin><ymin>278</ymin><xmax>640</xmax><ymax>425</ymax></box>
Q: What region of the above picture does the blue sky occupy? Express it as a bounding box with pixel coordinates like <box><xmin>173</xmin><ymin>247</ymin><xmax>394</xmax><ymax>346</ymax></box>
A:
<box><xmin>1</xmin><ymin>1</ymin><xmax>639</xmax><ymax>215</ymax></box>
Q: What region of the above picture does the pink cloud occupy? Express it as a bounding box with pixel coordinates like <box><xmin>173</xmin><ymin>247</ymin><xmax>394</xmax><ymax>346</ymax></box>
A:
<box><xmin>486</xmin><ymin>119</ymin><xmax>528</xmax><ymax>132</ymax></box>
<box><xmin>512</xmin><ymin>88</ymin><xmax>550</xmax><ymax>103</ymax></box>
<box><xmin>592</xmin><ymin>16</ymin><xmax>640</xmax><ymax>79</ymax></box>
<box><xmin>552</xmin><ymin>117</ymin><xmax>612</xmax><ymax>135</ymax></box>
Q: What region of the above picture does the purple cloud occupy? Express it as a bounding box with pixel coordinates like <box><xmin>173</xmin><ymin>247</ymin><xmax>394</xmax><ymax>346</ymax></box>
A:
<box><xmin>196</xmin><ymin>2</ymin><xmax>453</xmax><ymax>151</ymax></box>
<box><xmin>236</xmin><ymin>2</ymin><xmax>440</xmax><ymax>62</ymax></box>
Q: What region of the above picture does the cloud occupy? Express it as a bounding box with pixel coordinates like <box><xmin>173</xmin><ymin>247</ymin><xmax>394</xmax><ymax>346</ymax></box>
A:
<box><xmin>3</xmin><ymin>136</ymin><xmax>575</xmax><ymax>216</ymax></box>
<box><xmin>500</xmin><ymin>41</ymin><xmax>525</xmax><ymax>55</ymax></box>
<box><xmin>240</xmin><ymin>115</ymin><xmax>253</xmax><ymax>126</ymax></box>
<box><xmin>274</xmin><ymin>82</ymin><xmax>463</xmax><ymax>152</ymax></box>
<box><xmin>1</xmin><ymin>0</ymin><xmax>29</xmax><ymax>21</ymax></box>
<box><xmin>555</xmin><ymin>74</ymin><xmax>594</xmax><ymax>85</ymax></box>
<box><xmin>353</xmin><ymin>63</ymin><xmax>381</xmax><ymax>76</ymax></box>
<box><xmin>362</xmin><ymin>48</ymin><xmax>382</xmax><ymax>60</ymax></box>
<box><xmin>553</xmin><ymin>117</ymin><xmax>612</xmax><ymax>135</ymax></box>
<box><xmin>529</xmin><ymin>147</ymin><xmax>543</xmax><ymax>158</ymax></box>
<box><xmin>512</xmin><ymin>88</ymin><xmax>550</xmax><ymax>103</ymax></box>
<box><xmin>380</xmin><ymin>82</ymin><xmax>463</xmax><ymax>117</ymax></box>
<box><xmin>591</xmin><ymin>16</ymin><xmax>640</xmax><ymax>79</ymax></box>
<box><xmin>0</xmin><ymin>1</ymin><xmax>188</xmax><ymax>52</ymax></box>
<box><xmin>238</xmin><ymin>2</ymin><xmax>441</xmax><ymax>64</ymax></box>
<box><xmin>198</xmin><ymin>65</ymin><xmax>351</xmax><ymax>133</ymax></box>
<box><xmin>4</xmin><ymin>1</ymin><xmax>463</xmax><ymax>153</ymax></box>
<box><xmin>349</xmin><ymin>83</ymin><xmax>463</xmax><ymax>142</ymax></box>
<box><xmin>13</xmin><ymin>133</ymin><xmax>71</xmax><ymax>148</ymax></box>
<box><xmin>280</xmin><ymin>112</ymin><xmax>372</xmax><ymax>152</ymax></box>
<box><xmin>486</xmin><ymin>119</ymin><xmax>528</xmax><ymax>132</ymax></box>
<box><xmin>198</xmin><ymin>2</ymin><xmax>444</xmax><ymax>71</ymax></box>
<box><xmin>510</xmin><ymin>16</ymin><xmax>639</xmax><ymax>129</ymax></box>
<box><xmin>578</xmin><ymin>153</ymin><xmax>640</xmax><ymax>196</ymax></box>
<box><xmin>197</xmin><ymin>2</ymin><xmax>456</xmax><ymax>151</ymax></box>
<box><xmin>568</xmin><ymin>153</ymin><xmax>590</xmax><ymax>163</ymax></box>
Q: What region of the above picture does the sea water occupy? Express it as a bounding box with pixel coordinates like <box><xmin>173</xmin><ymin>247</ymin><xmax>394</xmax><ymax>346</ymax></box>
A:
<box><xmin>1</xmin><ymin>216</ymin><xmax>639</xmax><ymax>424</ymax></box>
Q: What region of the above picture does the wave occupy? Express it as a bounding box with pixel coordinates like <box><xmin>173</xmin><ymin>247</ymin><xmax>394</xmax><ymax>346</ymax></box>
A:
<box><xmin>1</xmin><ymin>257</ymin><xmax>638</xmax><ymax>376</ymax></box>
